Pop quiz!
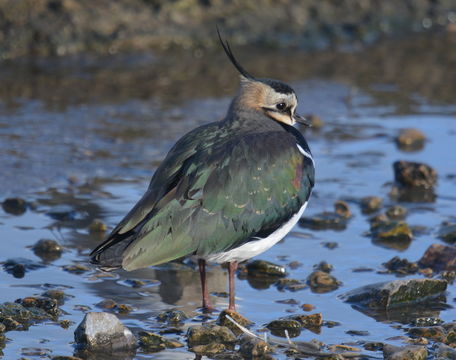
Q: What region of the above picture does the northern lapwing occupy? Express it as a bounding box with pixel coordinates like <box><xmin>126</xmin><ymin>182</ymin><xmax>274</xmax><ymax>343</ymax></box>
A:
<box><xmin>90</xmin><ymin>31</ymin><xmax>315</xmax><ymax>311</ymax></box>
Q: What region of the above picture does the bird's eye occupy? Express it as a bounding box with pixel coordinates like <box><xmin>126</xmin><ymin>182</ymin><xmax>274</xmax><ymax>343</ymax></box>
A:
<box><xmin>276</xmin><ymin>103</ymin><xmax>286</xmax><ymax>111</ymax></box>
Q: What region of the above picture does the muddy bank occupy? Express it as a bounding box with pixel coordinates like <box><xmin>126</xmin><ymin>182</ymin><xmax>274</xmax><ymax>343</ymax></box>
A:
<box><xmin>0</xmin><ymin>0</ymin><xmax>455</xmax><ymax>59</ymax></box>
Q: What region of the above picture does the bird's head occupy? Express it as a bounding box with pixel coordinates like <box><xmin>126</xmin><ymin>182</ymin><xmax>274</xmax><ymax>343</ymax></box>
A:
<box><xmin>218</xmin><ymin>29</ymin><xmax>311</xmax><ymax>127</ymax></box>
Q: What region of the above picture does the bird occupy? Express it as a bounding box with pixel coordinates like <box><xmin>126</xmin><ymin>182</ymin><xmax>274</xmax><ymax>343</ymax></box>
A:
<box><xmin>90</xmin><ymin>30</ymin><xmax>315</xmax><ymax>312</ymax></box>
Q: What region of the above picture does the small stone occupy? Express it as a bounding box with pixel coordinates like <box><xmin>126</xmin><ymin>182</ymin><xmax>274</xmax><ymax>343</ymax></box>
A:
<box><xmin>386</xmin><ymin>205</ymin><xmax>408</xmax><ymax>220</ymax></box>
<box><xmin>301</xmin><ymin>303</ymin><xmax>315</xmax><ymax>311</ymax></box>
<box><xmin>383</xmin><ymin>344</ymin><xmax>427</xmax><ymax>360</ymax></box>
<box><xmin>341</xmin><ymin>278</ymin><xmax>448</xmax><ymax>309</ymax></box>
<box><xmin>60</xmin><ymin>320</ymin><xmax>72</xmax><ymax>329</ymax></box>
<box><xmin>300</xmin><ymin>211</ymin><xmax>346</xmax><ymax>229</ymax></box>
<box><xmin>239</xmin><ymin>335</ymin><xmax>273</xmax><ymax>359</ymax></box>
<box><xmin>187</xmin><ymin>324</ymin><xmax>236</xmax><ymax>348</ymax></box>
<box><xmin>115</xmin><ymin>304</ymin><xmax>133</xmax><ymax>314</ymax></box>
<box><xmin>32</xmin><ymin>239</ymin><xmax>63</xmax><ymax>261</ymax></box>
<box><xmin>395</xmin><ymin>128</ymin><xmax>426</xmax><ymax>151</ymax></box>
<box><xmin>360</xmin><ymin>196</ymin><xmax>383</xmax><ymax>214</ymax></box>
<box><xmin>334</xmin><ymin>200</ymin><xmax>351</xmax><ymax>218</ymax></box>
<box><xmin>190</xmin><ymin>343</ymin><xmax>226</xmax><ymax>355</ymax></box>
<box><xmin>156</xmin><ymin>309</ymin><xmax>189</xmax><ymax>324</ymax></box>
<box><xmin>346</xmin><ymin>329</ymin><xmax>370</xmax><ymax>336</ymax></box>
<box><xmin>371</xmin><ymin>220</ymin><xmax>413</xmax><ymax>250</ymax></box>
<box><xmin>314</xmin><ymin>261</ymin><xmax>333</xmax><ymax>273</ymax></box>
<box><xmin>290</xmin><ymin>313</ymin><xmax>323</xmax><ymax>329</ymax></box>
<box><xmin>307</xmin><ymin>270</ymin><xmax>341</xmax><ymax>293</ymax></box>
<box><xmin>89</xmin><ymin>219</ymin><xmax>107</xmax><ymax>233</ymax></box>
<box><xmin>2</xmin><ymin>197</ymin><xmax>27</xmax><ymax>215</ymax></box>
<box><xmin>438</xmin><ymin>221</ymin><xmax>456</xmax><ymax>245</ymax></box>
<box><xmin>322</xmin><ymin>241</ymin><xmax>338</xmax><ymax>249</ymax></box>
<box><xmin>217</xmin><ymin>309</ymin><xmax>252</xmax><ymax>336</ymax></box>
<box><xmin>418</xmin><ymin>243</ymin><xmax>456</xmax><ymax>271</ymax></box>
<box><xmin>383</xmin><ymin>256</ymin><xmax>419</xmax><ymax>275</ymax></box>
<box><xmin>52</xmin><ymin>356</ymin><xmax>84</xmax><ymax>360</ymax></box>
<box><xmin>42</xmin><ymin>289</ymin><xmax>66</xmax><ymax>304</ymax></box>
<box><xmin>96</xmin><ymin>299</ymin><xmax>117</xmax><ymax>310</ymax></box>
<box><xmin>74</xmin><ymin>312</ymin><xmax>137</xmax><ymax>351</ymax></box>
<box><xmin>393</xmin><ymin>161</ymin><xmax>437</xmax><ymax>189</ymax></box>
<box><xmin>288</xmin><ymin>261</ymin><xmax>302</xmax><ymax>269</ymax></box>
<box><xmin>408</xmin><ymin>326</ymin><xmax>446</xmax><ymax>342</ymax></box>
<box><xmin>246</xmin><ymin>260</ymin><xmax>287</xmax><ymax>278</ymax></box>
<box><xmin>328</xmin><ymin>344</ymin><xmax>362</xmax><ymax>352</ymax></box>
<box><xmin>266</xmin><ymin>318</ymin><xmax>302</xmax><ymax>337</ymax></box>
<box><xmin>63</xmin><ymin>264</ymin><xmax>90</xmax><ymax>274</ymax></box>
<box><xmin>16</xmin><ymin>296</ymin><xmax>59</xmax><ymax>317</ymax></box>
<box><xmin>275</xmin><ymin>298</ymin><xmax>299</xmax><ymax>305</ymax></box>
<box><xmin>138</xmin><ymin>331</ymin><xmax>166</xmax><ymax>352</ymax></box>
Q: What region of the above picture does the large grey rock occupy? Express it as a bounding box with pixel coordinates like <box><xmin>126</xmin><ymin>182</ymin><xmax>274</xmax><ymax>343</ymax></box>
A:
<box><xmin>341</xmin><ymin>278</ymin><xmax>447</xmax><ymax>309</ymax></box>
<box><xmin>74</xmin><ymin>312</ymin><xmax>137</xmax><ymax>351</ymax></box>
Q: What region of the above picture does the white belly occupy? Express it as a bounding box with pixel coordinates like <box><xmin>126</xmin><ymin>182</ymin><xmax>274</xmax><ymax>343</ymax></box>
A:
<box><xmin>204</xmin><ymin>201</ymin><xmax>308</xmax><ymax>264</ymax></box>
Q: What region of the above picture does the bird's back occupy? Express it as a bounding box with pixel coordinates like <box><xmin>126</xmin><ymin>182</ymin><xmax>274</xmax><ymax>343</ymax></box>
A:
<box><xmin>90</xmin><ymin>113</ymin><xmax>314</xmax><ymax>271</ymax></box>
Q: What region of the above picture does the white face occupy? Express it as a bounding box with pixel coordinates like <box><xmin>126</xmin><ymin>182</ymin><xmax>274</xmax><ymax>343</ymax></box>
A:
<box><xmin>262</xmin><ymin>90</ymin><xmax>298</xmax><ymax>126</ymax></box>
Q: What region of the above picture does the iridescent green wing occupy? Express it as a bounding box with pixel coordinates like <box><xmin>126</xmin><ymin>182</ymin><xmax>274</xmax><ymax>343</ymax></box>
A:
<box><xmin>121</xmin><ymin>130</ymin><xmax>314</xmax><ymax>270</ymax></box>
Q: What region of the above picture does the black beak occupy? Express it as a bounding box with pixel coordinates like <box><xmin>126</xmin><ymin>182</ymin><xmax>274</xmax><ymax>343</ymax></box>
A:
<box><xmin>294</xmin><ymin>113</ymin><xmax>312</xmax><ymax>127</ymax></box>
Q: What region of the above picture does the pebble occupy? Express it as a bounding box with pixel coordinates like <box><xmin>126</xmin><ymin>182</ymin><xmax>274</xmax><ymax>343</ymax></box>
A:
<box><xmin>383</xmin><ymin>344</ymin><xmax>427</xmax><ymax>360</ymax></box>
<box><xmin>156</xmin><ymin>309</ymin><xmax>189</xmax><ymax>324</ymax></box>
<box><xmin>32</xmin><ymin>239</ymin><xmax>63</xmax><ymax>261</ymax></box>
<box><xmin>217</xmin><ymin>309</ymin><xmax>252</xmax><ymax>336</ymax></box>
<box><xmin>239</xmin><ymin>335</ymin><xmax>273</xmax><ymax>359</ymax></box>
<box><xmin>300</xmin><ymin>200</ymin><xmax>351</xmax><ymax>231</ymax></box>
<box><xmin>290</xmin><ymin>313</ymin><xmax>323</xmax><ymax>329</ymax></box>
<box><xmin>186</xmin><ymin>324</ymin><xmax>236</xmax><ymax>348</ymax></box>
<box><xmin>63</xmin><ymin>264</ymin><xmax>90</xmax><ymax>274</ymax></box>
<box><xmin>438</xmin><ymin>221</ymin><xmax>456</xmax><ymax>244</ymax></box>
<box><xmin>360</xmin><ymin>196</ymin><xmax>383</xmax><ymax>214</ymax></box>
<box><xmin>382</xmin><ymin>256</ymin><xmax>419</xmax><ymax>275</ymax></box>
<box><xmin>418</xmin><ymin>243</ymin><xmax>456</xmax><ymax>271</ymax></box>
<box><xmin>246</xmin><ymin>260</ymin><xmax>287</xmax><ymax>278</ymax></box>
<box><xmin>334</xmin><ymin>200</ymin><xmax>351</xmax><ymax>218</ymax></box>
<box><xmin>88</xmin><ymin>219</ymin><xmax>107</xmax><ymax>233</ymax></box>
<box><xmin>395</xmin><ymin>128</ymin><xmax>426</xmax><ymax>151</ymax></box>
<box><xmin>74</xmin><ymin>312</ymin><xmax>137</xmax><ymax>351</ymax></box>
<box><xmin>2</xmin><ymin>197</ymin><xmax>27</xmax><ymax>215</ymax></box>
<box><xmin>307</xmin><ymin>270</ymin><xmax>341</xmax><ymax>293</ymax></box>
<box><xmin>386</xmin><ymin>205</ymin><xmax>408</xmax><ymax>220</ymax></box>
<box><xmin>393</xmin><ymin>160</ymin><xmax>437</xmax><ymax>188</ymax></box>
<box><xmin>266</xmin><ymin>318</ymin><xmax>302</xmax><ymax>337</ymax></box>
<box><xmin>371</xmin><ymin>220</ymin><xmax>413</xmax><ymax>250</ymax></box>
<box><xmin>301</xmin><ymin>303</ymin><xmax>315</xmax><ymax>311</ymax></box>
<box><xmin>138</xmin><ymin>331</ymin><xmax>183</xmax><ymax>352</ymax></box>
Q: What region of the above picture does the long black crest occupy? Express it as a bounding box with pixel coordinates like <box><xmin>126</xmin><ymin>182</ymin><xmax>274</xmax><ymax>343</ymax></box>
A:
<box><xmin>216</xmin><ymin>26</ymin><xmax>255</xmax><ymax>80</ymax></box>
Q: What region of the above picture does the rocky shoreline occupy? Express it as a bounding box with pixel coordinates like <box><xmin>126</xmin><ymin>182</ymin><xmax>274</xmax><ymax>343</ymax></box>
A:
<box><xmin>0</xmin><ymin>0</ymin><xmax>455</xmax><ymax>59</ymax></box>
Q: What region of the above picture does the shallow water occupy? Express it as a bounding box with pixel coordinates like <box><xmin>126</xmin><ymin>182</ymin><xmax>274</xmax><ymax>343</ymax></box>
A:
<box><xmin>0</xmin><ymin>33</ymin><xmax>455</xmax><ymax>359</ymax></box>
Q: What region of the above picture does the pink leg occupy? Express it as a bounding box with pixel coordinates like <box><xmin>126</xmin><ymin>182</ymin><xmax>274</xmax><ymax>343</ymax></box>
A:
<box><xmin>228</xmin><ymin>261</ymin><xmax>238</xmax><ymax>311</ymax></box>
<box><xmin>198</xmin><ymin>259</ymin><xmax>213</xmax><ymax>311</ymax></box>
